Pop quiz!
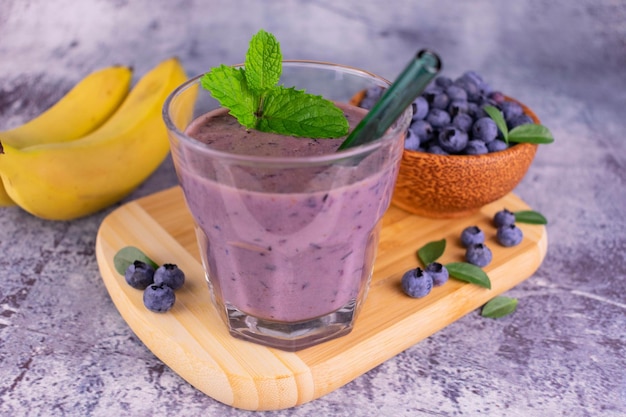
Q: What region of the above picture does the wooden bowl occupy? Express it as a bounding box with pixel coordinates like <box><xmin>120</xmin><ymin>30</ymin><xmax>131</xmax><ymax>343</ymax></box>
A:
<box><xmin>391</xmin><ymin>98</ymin><xmax>540</xmax><ymax>218</ymax></box>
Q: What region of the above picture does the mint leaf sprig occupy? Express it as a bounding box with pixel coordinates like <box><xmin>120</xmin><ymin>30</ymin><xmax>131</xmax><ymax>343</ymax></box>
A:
<box><xmin>483</xmin><ymin>105</ymin><xmax>554</xmax><ymax>145</ymax></box>
<box><xmin>200</xmin><ymin>29</ymin><xmax>349</xmax><ymax>139</ymax></box>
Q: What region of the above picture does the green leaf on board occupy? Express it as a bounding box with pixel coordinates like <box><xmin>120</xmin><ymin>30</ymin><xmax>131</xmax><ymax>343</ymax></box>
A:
<box><xmin>445</xmin><ymin>262</ymin><xmax>492</xmax><ymax>289</ymax></box>
<box><xmin>113</xmin><ymin>246</ymin><xmax>158</xmax><ymax>276</ymax></box>
<box><xmin>481</xmin><ymin>296</ymin><xmax>518</xmax><ymax>318</ymax></box>
<box><xmin>515</xmin><ymin>210</ymin><xmax>548</xmax><ymax>225</ymax></box>
<box><xmin>416</xmin><ymin>238</ymin><xmax>446</xmax><ymax>266</ymax></box>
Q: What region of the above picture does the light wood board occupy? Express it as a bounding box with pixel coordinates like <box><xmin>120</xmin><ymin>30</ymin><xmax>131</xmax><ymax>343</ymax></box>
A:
<box><xmin>95</xmin><ymin>186</ymin><xmax>547</xmax><ymax>411</ymax></box>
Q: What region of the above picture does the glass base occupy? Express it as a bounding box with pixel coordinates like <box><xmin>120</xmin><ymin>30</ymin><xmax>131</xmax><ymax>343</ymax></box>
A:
<box><xmin>224</xmin><ymin>299</ymin><xmax>358</xmax><ymax>351</ymax></box>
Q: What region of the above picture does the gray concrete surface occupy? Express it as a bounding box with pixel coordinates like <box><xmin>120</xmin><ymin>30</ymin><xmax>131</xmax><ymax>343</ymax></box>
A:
<box><xmin>1</xmin><ymin>0</ymin><xmax>625</xmax><ymax>416</ymax></box>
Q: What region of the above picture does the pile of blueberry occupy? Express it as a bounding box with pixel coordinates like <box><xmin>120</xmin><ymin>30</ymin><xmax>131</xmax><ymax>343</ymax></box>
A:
<box><xmin>402</xmin><ymin>208</ymin><xmax>524</xmax><ymax>298</ymax></box>
<box><xmin>360</xmin><ymin>71</ymin><xmax>535</xmax><ymax>155</ymax></box>
<box><xmin>125</xmin><ymin>261</ymin><xmax>186</xmax><ymax>312</ymax></box>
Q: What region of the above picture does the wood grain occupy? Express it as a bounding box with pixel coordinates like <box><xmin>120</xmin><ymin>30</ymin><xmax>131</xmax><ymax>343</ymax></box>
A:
<box><xmin>95</xmin><ymin>186</ymin><xmax>547</xmax><ymax>411</ymax></box>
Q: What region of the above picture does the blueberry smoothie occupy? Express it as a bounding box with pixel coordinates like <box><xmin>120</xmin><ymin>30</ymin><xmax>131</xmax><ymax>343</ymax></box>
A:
<box><xmin>176</xmin><ymin>103</ymin><xmax>404</xmax><ymax>325</ymax></box>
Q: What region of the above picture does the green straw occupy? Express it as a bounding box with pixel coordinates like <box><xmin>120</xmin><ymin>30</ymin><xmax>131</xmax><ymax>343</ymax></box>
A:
<box><xmin>338</xmin><ymin>49</ymin><xmax>442</xmax><ymax>150</ymax></box>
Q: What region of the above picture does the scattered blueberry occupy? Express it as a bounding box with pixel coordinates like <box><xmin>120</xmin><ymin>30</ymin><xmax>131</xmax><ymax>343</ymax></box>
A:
<box><xmin>425</xmin><ymin>262</ymin><xmax>449</xmax><ymax>287</ymax></box>
<box><xmin>466</xmin><ymin>243</ymin><xmax>493</xmax><ymax>267</ymax></box>
<box><xmin>460</xmin><ymin>226</ymin><xmax>485</xmax><ymax>247</ymax></box>
<box><xmin>493</xmin><ymin>208</ymin><xmax>516</xmax><ymax>228</ymax></box>
<box><xmin>497</xmin><ymin>224</ymin><xmax>524</xmax><ymax>247</ymax></box>
<box><xmin>154</xmin><ymin>263</ymin><xmax>186</xmax><ymax>290</ymax></box>
<box><xmin>143</xmin><ymin>283</ymin><xmax>176</xmax><ymax>313</ymax></box>
<box><xmin>125</xmin><ymin>260</ymin><xmax>155</xmax><ymax>290</ymax></box>
<box><xmin>401</xmin><ymin>268</ymin><xmax>433</xmax><ymax>298</ymax></box>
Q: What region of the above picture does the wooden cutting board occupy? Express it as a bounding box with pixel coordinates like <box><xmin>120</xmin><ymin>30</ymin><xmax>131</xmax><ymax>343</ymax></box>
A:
<box><xmin>95</xmin><ymin>186</ymin><xmax>547</xmax><ymax>411</ymax></box>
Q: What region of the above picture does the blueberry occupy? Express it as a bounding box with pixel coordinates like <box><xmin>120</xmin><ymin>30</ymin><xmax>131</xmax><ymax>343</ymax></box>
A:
<box><xmin>409</xmin><ymin>119</ymin><xmax>433</xmax><ymax>142</ymax></box>
<box><xmin>487</xmin><ymin>139</ymin><xmax>508</xmax><ymax>153</ymax></box>
<box><xmin>143</xmin><ymin>283</ymin><xmax>176</xmax><ymax>313</ymax></box>
<box><xmin>411</xmin><ymin>96</ymin><xmax>429</xmax><ymax>121</ymax></box>
<box><xmin>445</xmin><ymin>85</ymin><xmax>468</xmax><ymax>102</ymax></box>
<box><xmin>465</xmin><ymin>243</ymin><xmax>493</xmax><ymax>267</ymax></box>
<box><xmin>460</xmin><ymin>70</ymin><xmax>484</xmax><ymax>89</ymax></box>
<box><xmin>472</xmin><ymin>117</ymin><xmax>498</xmax><ymax>143</ymax></box>
<box><xmin>464</xmin><ymin>139</ymin><xmax>489</xmax><ymax>155</ymax></box>
<box><xmin>438</xmin><ymin>126</ymin><xmax>468</xmax><ymax>153</ymax></box>
<box><xmin>500</xmin><ymin>101</ymin><xmax>524</xmax><ymax>122</ymax></box>
<box><xmin>452</xmin><ymin>113</ymin><xmax>473</xmax><ymax>132</ymax></box>
<box><xmin>467</xmin><ymin>102</ymin><xmax>486</xmax><ymax>119</ymax></box>
<box><xmin>425</xmin><ymin>262</ymin><xmax>449</xmax><ymax>287</ymax></box>
<box><xmin>448</xmin><ymin>100</ymin><xmax>469</xmax><ymax>117</ymax></box>
<box><xmin>125</xmin><ymin>260</ymin><xmax>155</xmax><ymax>290</ymax></box>
<box><xmin>426</xmin><ymin>108</ymin><xmax>451</xmax><ymax>128</ymax></box>
<box><xmin>507</xmin><ymin>113</ymin><xmax>534</xmax><ymax>130</ymax></box>
<box><xmin>401</xmin><ymin>268</ymin><xmax>433</xmax><ymax>298</ymax></box>
<box><xmin>427</xmin><ymin>144</ymin><xmax>449</xmax><ymax>155</ymax></box>
<box><xmin>404</xmin><ymin>129</ymin><xmax>422</xmax><ymax>151</ymax></box>
<box><xmin>497</xmin><ymin>224</ymin><xmax>524</xmax><ymax>247</ymax></box>
<box><xmin>360</xmin><ymin>85</ymin><xmax>384</xmax><ymax>109</ymax></box>
<box><xmin>493</xmin><ymin>208</ymin><xmax>516</xmax><ymax>228</ymax></box>
<box><xmin>425</xmin><ymin>91</ymin><xmax>450</xmax><ymax>110</ymax></box>
<box><xmin>154</xmin><ymin>263</ymin><xmax>185</xmax><ymax>290</ymax></box>
<box><xmin>435</xmin><ymin>76</ymin><xmax>453</xmax><ymax>89</ymax></box>
<box><xmin>488</xmin><ymin>91</ymin><xmax>506</xmax><ymax>104</ymax></box>
<box><xmin>454</xmin><ymin>77</ymin><xmax>481</xmax><ymax>102</ymax></box>
<box><xmin>460</xmin><ymin>226</ymin><xmax>485</xmax><ymax>247</ymax></box>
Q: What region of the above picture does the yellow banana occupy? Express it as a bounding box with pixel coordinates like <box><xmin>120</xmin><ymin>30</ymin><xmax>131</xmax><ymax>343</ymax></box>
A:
<box><xmin>0</xmin><ymin>57</ymin><xmax>190</xmax><ymax>220</ymax></box>
<box><xmin>0</xmin><ymin>65</ymin><xmax>133</xmax><ymax>206</ymax></box>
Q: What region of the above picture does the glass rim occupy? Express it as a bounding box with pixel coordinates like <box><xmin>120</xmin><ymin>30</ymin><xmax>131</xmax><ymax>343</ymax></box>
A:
<box><xmin>162</xmin><ymin>60</ymin><xmax>412</xmax><ymax>165</ymax></box>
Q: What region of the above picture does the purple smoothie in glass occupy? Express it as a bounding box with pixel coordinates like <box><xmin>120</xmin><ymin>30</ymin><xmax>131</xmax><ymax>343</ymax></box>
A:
<box><xmin>178</xmin><ymin>104</ymin><xmax>402</xmax><ymax>323</ymax></box>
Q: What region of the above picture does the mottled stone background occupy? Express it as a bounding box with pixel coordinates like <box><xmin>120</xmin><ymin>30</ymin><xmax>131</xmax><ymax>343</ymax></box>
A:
<box><xmin>0</xmin><ymin>1</ymin><xmax>625</xmax><ymax>416</ymax></box>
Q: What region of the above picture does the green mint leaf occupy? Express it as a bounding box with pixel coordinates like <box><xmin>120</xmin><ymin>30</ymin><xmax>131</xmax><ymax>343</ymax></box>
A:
<box><xmin>416</xmin><ymin>238</ymin><xmax>446</xmax><ymax>266</ymax></box>
<box><xmin>483</xmin><ymin>105</ymin><xmax>509</xmax><ymax>143</ymax></box>
<box><xmin>481</xmin><ymin>296</ymin><xmax>518</xmax><ymax>318</ymax></box>
<box><xmin>201</xmin><ymin>29</ymin><xmax>349</xmax><ymax>139</ymax></box>
<box><xmin>256</xmin><ymin>87</ymin><xmax>349</xmax><ymax>138</ymax></box>
<box><xmin>114</xmin><ymin>246</ymin><xmax>158</xmax><ymax>276</ymax></box>
<box><xmin>200</xmin><ymin>64</ymin><xmax>258</xmax><ymax>129</ymax></box>
<box><xmin>245</xmin><ymin>29</ymin><xmax>282</xmax><ymax>93</ymax></box>
<box><xmin>515</xmin><ymin>210</ymin><xmax>548</xmax><ymax>225</ymax></box>
<box><xmin>445</xmin><ymin>262</ymin><xmax>491</xmax><ymax>289</ymax></box>
<box><xmin>509</xmin><ymin>123</ymin><xmax>555</xmax><ymax>144</ymax></box>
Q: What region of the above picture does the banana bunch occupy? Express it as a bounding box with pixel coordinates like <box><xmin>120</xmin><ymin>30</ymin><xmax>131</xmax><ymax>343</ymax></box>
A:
<box><xmin>0</xmin><ymin>57</ymin><xmax>190</xmax><ymax>220</ymax></box>
<box><xmin>0</xmin><ymin>65</ymin><xmax>133</xmax><ymax>206</ymax></box>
